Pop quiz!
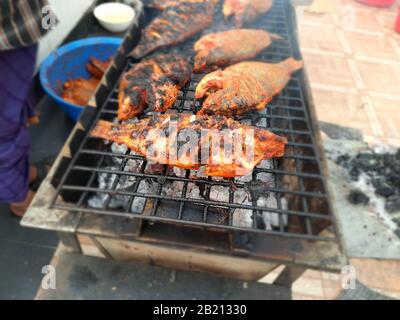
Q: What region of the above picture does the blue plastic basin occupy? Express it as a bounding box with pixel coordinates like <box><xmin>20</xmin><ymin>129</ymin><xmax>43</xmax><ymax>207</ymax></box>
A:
<box><xmin>40</xmin><ymin>37</ymin><xmax>122</xmax><ymax>122</ymax></box>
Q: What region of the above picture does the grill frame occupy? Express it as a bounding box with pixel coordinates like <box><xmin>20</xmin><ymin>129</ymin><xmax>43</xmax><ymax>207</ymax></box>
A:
<box><xmin>46</xmin><ymin>0</ymin><xmax>340</xmax><ymax>245</ymax></box>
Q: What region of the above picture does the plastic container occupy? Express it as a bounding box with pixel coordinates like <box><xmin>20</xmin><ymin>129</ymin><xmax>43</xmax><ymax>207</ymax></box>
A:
<box><xmin>40</xmin><ymin>37</ymin><xmax>122</xmax><ymax>121</ymax></box>
<box><xmin>396</xmin><ymin>7</ymin><xmax>400</xmax><ymax>33</ymax></box>
<box><xmin>356</xmin><ymin>0</ymin><xmax>395</xmax><ymax>7</ymax></box>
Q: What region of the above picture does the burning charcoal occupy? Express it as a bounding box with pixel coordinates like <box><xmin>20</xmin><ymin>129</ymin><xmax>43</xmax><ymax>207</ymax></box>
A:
<box><xmin>111</xmin><ymin>142</ymin><xmax>128</xmax><ymax>156</ymax></box>
<box><xmin>144</xmin><ymin>161</ymin><xmax>167</xmax><ymax>175</ymax></box>
<box><xmin>88</xmin><ymin>167</ymin><xmax>137</xmax><ymax>209</ymax></box>
<box><xmin>347</xmin><ymin>189</ymin><xmax>369</xmax><ymax>206</ymax></box>
<box><xmin>235</xmin><ymin>170</ymin><xmax>254</xmax><ymax>183</ymax></box>
<box><xmin>192</xmin><ymin>167</ymin><xmax>208</xmax><ymax>179</ymax></box>
<box><xmin>162</xmin><ymin>181</ymin><xmax>185</xmax><ymax>197</ymax></box>
<box><xmin>172</xmin><ymin>167</ymin><xmax>187</xmax><ymax>178</ymax></box>
<box><xmin>254</xmin><ymin>108</ymin><xmax>268</xmax><ymax>127</ymax></box>
<box><xmin>125</xmin><ymin>159</ymin><xmax>144</xmax><ymax>173</ymax></box>
<box><xmin>385</xmin><ymin>195</ymin><xmax>400</xmax><ymax>214</ymax></box>
<box><xmin>256</xmin><ymin>160</ymin><xmax>275</xmax><ymax>183</ymax></box>
<box><xmin>233</xmin><ymin>209</ymin><xmax>254</xmax><ymax>228</ymax></box>
<box><xmin>258</xmin><ymin>195</ymin><xmax>288</xmax><ymax>230</ymax></box>
<box><xmin>232</xmin><ymin>188</ymin><xmax>253</xmax><ymax>228</ymax></box>
<box><xmin>238</xmin><ymin>117</ymin><xmax>253</xmax><ymax>126</ymax></box>
<box><xmin>186</xmin><ymin>183</ymin><xmax>202</xmax><ymax>199</ymax></box>
<box><xmin>131</xmin><ymin>179</ymin><xmax>155</xmax><ymax>213</ymax></box>
<box><xmin>372</xmin><ymin>178</ymin><xmax>394</xmax><ymax>198</ymax></box>
<box><xmin>209</xmin><ymin>186</ymin><xmax>230</xmax><ymax>203</ymax></box>
<box><xmin>245</xmin><ymin>180</ymin><xmax>271</xmax><ymax>202</ymax></box>
<box><xmin>110</xmin><ymin>143</ymin><xmax>144</xmax><ymax>171</ymax></box>
<box><xmin>233</xmin><ymin>188</ymin><xmax>250</xmax><ymax>204</ymax></box>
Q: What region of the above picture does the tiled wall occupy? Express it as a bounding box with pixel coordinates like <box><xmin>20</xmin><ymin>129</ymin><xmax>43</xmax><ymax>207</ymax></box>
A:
<box><xmin>36</xmin><ymin>0</ymin><xmax>95</xmax><ymax>70</ymax></box>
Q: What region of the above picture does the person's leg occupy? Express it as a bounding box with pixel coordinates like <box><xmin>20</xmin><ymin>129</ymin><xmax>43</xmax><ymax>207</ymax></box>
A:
<box><xmin>9</xmin><ymin>191</ymin><xmax>35</xmax><ymax>218</ymax></box>
<box><xmin>0</xmin><ymin>44</ymin><xmax>38</xmax><ymax>216</ymax></box>
<box><xmin>29</xmin><ymin>165</ymin><xmax>38</xmax><ymax>184</ymax></box>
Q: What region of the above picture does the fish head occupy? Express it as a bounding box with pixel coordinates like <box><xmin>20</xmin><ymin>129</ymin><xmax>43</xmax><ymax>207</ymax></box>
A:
<box><xmin>198</xmin><ymin>89</ymin><xmax>242</xmax><ymax>117</ymax></box>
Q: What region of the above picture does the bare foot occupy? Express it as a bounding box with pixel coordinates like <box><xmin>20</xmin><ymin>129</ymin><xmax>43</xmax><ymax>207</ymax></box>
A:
<box><xmin>29</xmin><ymin>166</ymin><xmax>38</xmax><ymax>184</ymax></box>
<box><xmin>9</xmin><ymin>190</ymin><xmax>35</xmax><ymax>218</ymax></box>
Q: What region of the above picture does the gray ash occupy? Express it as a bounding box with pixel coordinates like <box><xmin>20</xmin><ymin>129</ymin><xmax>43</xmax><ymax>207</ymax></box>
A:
<box><xmin>337</xmin><ymin>149</ymin><xmax>400</xmax><ymax>213</ymax></box>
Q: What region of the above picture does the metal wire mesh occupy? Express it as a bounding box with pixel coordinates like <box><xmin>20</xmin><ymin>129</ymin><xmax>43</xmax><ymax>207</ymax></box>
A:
<box><xmin>50</xmin><ymin>0</ymin><xmax>337</xmax><ymax>242</ymax></box>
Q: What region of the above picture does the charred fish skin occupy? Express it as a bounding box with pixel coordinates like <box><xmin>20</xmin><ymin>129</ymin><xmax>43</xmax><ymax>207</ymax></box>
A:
<box><xmin>224</xmin><ymin>0</ymin><xmax>274</xmax><ymax>27</ymax></box>
<box><xmin>194</xmin><ymin>29</ymin><xmax>281</xmax><ymax>73</ymax></box>
<box><xmin>91</xmin><ymin>114</ymin><xmax>288</xmax><ymax>178</ymax></box>
<box><xmin>196</xmin><ymin>58</ymin><xmax>304</xmax><ymax>118</ymax></box>
<box><xmin>131</xmin><ymin>1</ymin><xmax>216</xmax><ymax>59</ymax></box>
<box><xmin>151</xmin><ymin>53</ymin><xmax>193</xmax><ymax>87</ymax></box>
<box><xmin>118</xmin><ymin>53</ymin><xmax>192</xmax><ymax>121</ymax></box>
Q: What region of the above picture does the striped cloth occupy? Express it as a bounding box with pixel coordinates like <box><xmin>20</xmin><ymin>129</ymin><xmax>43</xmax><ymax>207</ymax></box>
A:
<box><xmin>0</xmin><ymin>0</ymin><xmax>53</xmax><ymax>50</ymax></box>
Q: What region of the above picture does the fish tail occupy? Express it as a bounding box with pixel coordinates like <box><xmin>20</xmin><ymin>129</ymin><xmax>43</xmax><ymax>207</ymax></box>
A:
<box><xmin>270</xmin><ymin>33</ymin><xmax>282</xmax><ymax>41</ymax></box>
<box><xmin>283</xmin><ymin>58</ymin><xmax>304</xmax><ymax>73</ymax></box>
<box><xmin>91</xmin><ymin>120</ymin><xmax>118</xmax><ymax>140</ymax></box>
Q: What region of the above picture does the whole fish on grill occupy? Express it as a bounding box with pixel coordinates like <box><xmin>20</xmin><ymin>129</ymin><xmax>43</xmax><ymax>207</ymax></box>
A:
<box><xmin>91</xmin><ymin>114</ymin><xmax>288</xmax><ymax>177</ymax></box>
<box><xmin>131</xmin><ymin>1</ymin><xmax>217</xmax><ymax>59</ymax></box>
<box><xmin>118</xmin><ymin>53</ymin><xmax>192</xmax><ymax>121</ymax></box>
<box><xmin>196</xmin><ymin>58</ymin><xmax>303</xmax><ymax>117</ymax></box>
<box><xmin>194</xmin><ymin>29</ymin><xmax>281</xmax><ymax>73</ymax></box>
<box><xmin>224</xmin><ymin>0</ymin><xmax>274</xmax><ymax>27</ymax></box>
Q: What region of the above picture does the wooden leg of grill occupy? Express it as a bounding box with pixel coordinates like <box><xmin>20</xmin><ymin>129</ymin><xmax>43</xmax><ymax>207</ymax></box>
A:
<box><xmin>58</xmin><ymin>233</ymin><xmax>82</xmax><ymax>254</ymax></box>
<box><xmin>273</xmin><ymin>265</ymin><xmax>307</xmax><ymax>287</ymax></box>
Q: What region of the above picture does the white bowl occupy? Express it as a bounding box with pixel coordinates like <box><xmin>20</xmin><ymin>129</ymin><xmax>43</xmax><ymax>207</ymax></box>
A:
<box><xmin>94</xmin><ymin>2</ymin><xmax>136</xmax><ymax>33</ymax></box>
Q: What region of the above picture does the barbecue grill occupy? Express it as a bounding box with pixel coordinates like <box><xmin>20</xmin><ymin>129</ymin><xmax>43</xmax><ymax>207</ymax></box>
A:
<box><xmin>22</xmin><ymin>0</ymin><xmax>346</xmax><ymax>280</ymax></box>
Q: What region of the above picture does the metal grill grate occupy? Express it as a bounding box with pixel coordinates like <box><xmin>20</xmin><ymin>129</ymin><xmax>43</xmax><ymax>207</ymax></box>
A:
<box><xmin>50</xmin><ymin>0</ymin><xmax>338</xmax><ymax>242</ymax></box>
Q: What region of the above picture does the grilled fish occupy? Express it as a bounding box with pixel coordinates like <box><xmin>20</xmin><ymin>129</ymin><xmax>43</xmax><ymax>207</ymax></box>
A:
<box><xmin>62</xmin><ymin>78</ymin><xmax>99</xmax><ymax>106</ymax></box>
<box><xmin>131</xmin><ymin>1</ymin><xmax>217</xmax><ymax>59</ymax></box>
<box><xmin>62</xmin><ymin>57</ymin><xmax>111</xmax><ymax>106</ymax></box>
<box><xmin>118</xmin><ymin>53</ymin><xmax>192</xmax><ymax>121</ymax></box>
<box><xmin>86</xmin><ymin>57</ymin><xmax>112</xmax><ymax>79</ymax></box>
<box><xmin>91</xmin><ymin>114</ymin><xmax>287</xmax><ymax>177</ymax></box>
<box><xmin>196</xmin><ymin>58</ymin><xmax>303</xmax><ymax>117</ymax></box>
<box><xmin>224</xmin><ymin>0</ymin><xmax>274</xmax><ymax>27</ymax></box>
<box><xmin>194</xmin><ymin>29</ymin><xmax>280</xmax><ymax>73</ymax></box>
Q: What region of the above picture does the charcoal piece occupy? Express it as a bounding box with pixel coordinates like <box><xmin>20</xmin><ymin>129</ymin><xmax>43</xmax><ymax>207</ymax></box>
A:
<box><xmin>388</xmin><ymin>175</ymin><xmax>400</xmax><ymax>188</ymax></box>
<box><xmin>336</xmin><ymin>154</ymin><xmax>350</xmax><ymax>167</ymax></box>
<box><xmin>372</xmin><ymin>178</ymin><xmax>395</xmax><ymax>198</ymax></box>
<box><xmin>396</xmin><ymin>149</ymin><xmax>400</xmax><ymax>160</ymax></box>
<box><xmin>385</xmin><ymin>195</ymin><xmax>400</xmax><ymax>213</ymax></box>
<box><xmin>244</xmin><ymin>180</ymin><xmax>271</xmax><ymax>202</ymax></box>
<box><xmin>347</xmin><ymin>189</ymin><xmax>369</xmax><ymax>206</ymax></box>
<box><xmin>349</xmin><ymin>167</ymin><xmax>360</xmax><ymax>181</ymax></box>
<box><xmin>351</xmin><ymin>153</ymin><xmax>378</xmax><ymax>172</ymax></box>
